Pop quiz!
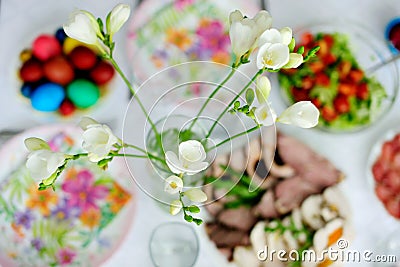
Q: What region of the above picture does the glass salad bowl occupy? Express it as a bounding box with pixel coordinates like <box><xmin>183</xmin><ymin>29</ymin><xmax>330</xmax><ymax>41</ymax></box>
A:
<box><xmin>277</xmin><ymin>20</ymin><xmax>399</xmax><ymax>133</ymax></box>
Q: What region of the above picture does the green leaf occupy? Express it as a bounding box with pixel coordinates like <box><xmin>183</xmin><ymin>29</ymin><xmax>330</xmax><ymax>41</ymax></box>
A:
<box><xmin>297</xmin><ymin>46</ymin><xmax>305</xmax><ymax>54</ymax></box>
<box><xmin>193</xmin><ymin>218</ymin><xmax>203</xmax><ymax>225</ymax></box>
<box><xmin>184</xmin><ymin>214</ymin><xmax>193</xmax><ymax>222</ymax></box>
<box><xmin>97</xmin><ymin>17</ymin><xmax>105</xmax><ymax>35</ymax></box>
<box><xmin>188</xmin><ymin>205</ymin><xmax>200</xmax><ymax>213</ymax></box>
<box><xmin>288</xmin><ymin>37</ymin><xmax>296</xmax><ymax>52</ymax></box>
<box><xmin>304</xmin><ymin>46</ymin><xmax>320</xmax><ymax>62</ymax></box>
<box><xmin>245</xmin><ymin>89</ymin><xmax>255</xmax><ymax>105</ymax></box>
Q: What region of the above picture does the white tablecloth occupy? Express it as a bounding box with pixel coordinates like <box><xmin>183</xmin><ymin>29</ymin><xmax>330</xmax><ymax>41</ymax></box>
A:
<box><xmin>1</xmin><ymin>0</ymin><xmax>399</xmax><ymax>266</ymax></box>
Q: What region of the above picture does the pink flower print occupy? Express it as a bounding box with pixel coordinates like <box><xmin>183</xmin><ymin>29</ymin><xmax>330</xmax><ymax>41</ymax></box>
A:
<box><xmin>62</xmin><ymin>169</ymin><xmax>109</xmax><ymax>213</ymax></box>
<box><xmin>57</xmin><ymin>248</ymin><xmax>76</xmax><ymax>266</ymax></box>
<box><xmin>174</xmin><ymin>0</ymin><xmax>194</xmax><ymax>10</ymax></box>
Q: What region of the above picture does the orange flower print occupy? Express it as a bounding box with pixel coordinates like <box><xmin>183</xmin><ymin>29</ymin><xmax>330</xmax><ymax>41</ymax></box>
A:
<box><xmin>26</xmin><ymin>186</ymin><xmax>58</xmax><ymax>216</ymax></box>
<box><xmin>80</xmin><ymin>208</ymin><xmax>101</xmax><ymax>228</ymax></box>
<box><xmin>211</xmin><ymin>50</ymin><xmax>231</xmax><ymax>65</ymax></box>
<box><xmin>166</xmin><ymin>28</ymin><xmax>192</xmax><ymax>50</ymax></box>
<box><xmin>107</xmin><ymin>182</ymin><xmax>131</xmax><ymax>213</ymax></box>
<box><xmin>11</xmin><ymin>223</ymin><xmax>25</xmax><ymax>238</ymax></box>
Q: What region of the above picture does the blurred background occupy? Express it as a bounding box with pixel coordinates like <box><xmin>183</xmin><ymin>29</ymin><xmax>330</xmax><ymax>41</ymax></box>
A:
<box><xmin>0</xmin><ymin>0</ymin><xmax>399</xmax><ymax>266</ymax></box>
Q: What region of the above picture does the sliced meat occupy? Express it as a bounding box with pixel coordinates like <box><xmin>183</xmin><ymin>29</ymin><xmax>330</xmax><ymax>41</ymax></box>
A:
<box><xmin>275</xmin><ymin>176</ymin><xmax>320</xmax><ymax>214</ymax></box>
<box><xmin>207</xmin><ymin>223</ymin><xmax>250</xmax><ymax>248</ymax></box>
<box><xmin>252</xmin><ymin>190</ymin><xmax>279</xmax><ymax>219</ymax></box>
<box><xmin>218</xmin><ymin>206</ymin><xmax>257</xmax><ymax>232</ymax></box>
<box><xmin>277</xmin><ymin>134</ymin><xmax>342</xmax><ymax>189</ymax></box>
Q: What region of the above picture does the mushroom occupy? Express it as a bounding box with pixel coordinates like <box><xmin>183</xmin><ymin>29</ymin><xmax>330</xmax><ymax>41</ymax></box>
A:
<box><xmin>250</xmin><ymin>221</ymin><xmax>267</xmax><ymax>254</ymax></box>
<box><xmin>270</xmin><ymin>162</ymin><xmax>295</xmax><ymax>178</ymax></box>
<box><xmin>323</xmin><ymin>185</ymin><xmax>351</xmax><ymax>219</ymax></box>
<box><xmin>291</xmin><ymin>208</ymin><xmax>303</xmax><ymax>230</ymax></box>
<box><xmin>313</xmin><ymin>218</ymin><xmax>344</xmax><ymax>255</ymax></box>
<box><xmin>301</xmin><ymin>195</ymin><xmax>324</xmax><ymax>230</ymax></box>
<box><xmin>233</xmin><ymin>246</ymin><xmax>260</xmax><ymax>267</ymax></box>
<box><xmin>283</xmin><ymin>230</ymin><xmax>299</xmax><ymax>250</ymax></box>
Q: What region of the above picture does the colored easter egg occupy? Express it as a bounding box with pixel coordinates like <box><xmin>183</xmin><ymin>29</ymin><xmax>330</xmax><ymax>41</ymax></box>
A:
<box><xmin>21</xmin><ymin>83</ymin><xmax>34</xmax><ymax>98</ymax></box>
<box><xmin>55</xmin><ymin>28</ymin><xmax>67</xmax><ymax>44</ymax></box>
<box><xmin>43</xmin><ymin>56</ymin><xmax>75</xmax><ymax>85</ymax></box>
<box><xmin>69</xmin><ymin>46</ymin><xmax>97</xmax><ymax>70</ymax></box>
<box><xmin>19</xmin><ymin>59</ymin><xmax>43</xmax><ymax>82</ymax></box>
<box><xmin>19</xmin><ymin>49</ymin><xmax>32</xmax><ymax>62</ymax></box>
<box><xmin>67</xmin><ymin>79</ymin><xmax>100</xmax><ymax>108</ymax></box>
<box><xmin>32</xmin><ymin>35</ymin><xmax>62</xmax><ymax>61</ymax></box>
<box><xmin>59</xmin><ymin>99</ymin><xmax>76</xmax><ymax>116</ymax></box>
<box><xmin>90</xmin><ymin>61</ymin><xmax>115</xmax><ymax>85</ymax></box>
<box><xmin>31</xmin><ymin>83</ymin><xmax>65</xmax><ymax>112</ymax></box>
<box><xmin>63</xmin><ymin>37</ymin><xmax>99</xmax><ymax>55</ymax></box>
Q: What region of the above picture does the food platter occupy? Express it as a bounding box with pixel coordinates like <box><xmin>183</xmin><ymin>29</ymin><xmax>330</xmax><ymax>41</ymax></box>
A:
<box><xmin>0</xmin><ymin>124</ymin><xmax>136</xmax><ymax>267</ymax></box>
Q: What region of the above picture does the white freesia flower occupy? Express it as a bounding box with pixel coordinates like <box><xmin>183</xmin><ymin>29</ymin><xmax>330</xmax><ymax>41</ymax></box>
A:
<box><xmin>63</xmin><ymin>10</ymin><xmax>101</xmax><ymax>45</ymax></box>
<box><xmin>284</xmin><ymin>53</ymin><xmax>303</xmax><ymax>69</ymax></box>
<box><xmin>25</xmin><ymin>138</ymin><xmax>67</xmax><ymax>182</ymax></box>
<box><xmin>80</xmin><ymin>117</ymin><xmax>119</xmax><ymax>162</ymax></box>
<box><xmin>259</xmin><ymin>27</ymin><xmax>292</xmax><ymax>46</ymax></box>
<box><xmin>254</xmin><ymin>103</ymin><xmax>277</xmax><ymax>126</ymax></box>
<box><xmin>184</xmin><ymin>188</ymin><xmax>208</xmax><ymax>203</ymax></box>
<box><xmin>256</xmin><ymin>27</ymin><xmax>293</xmax><ymax>70</ymax></box>
<box><xmin>24</xmin><ymin>137</ymin><xmax>50</xmax><ymax>152</ymax></box>
<box><xmin>164</xmin><ymin>175</ymin><xmax>183</xmax><ymax>195</ymax></box>
<box><xmin>257</xmin><ymin>43</ymin><xmax>289</xmax><ymax>70</ymax></box>
<box><xmin>255</xmin><ymin>76</ymin><xmax>271</xmax><ymax>104</ymax></box>
<box><xmin>277</xmin><ymin>101</ymin><xmax>320</xmax><ymax>128</ymax></box>
<box><xmin>165</xmin><ymin>140</ymin><xmax>209</xmax><ymax>175</ymax></box>
<box><xmin>79</xmin><ymin>116</ymin><xmax>99</xmax><ymax>130</ymax></box>
<box><xmin>253</xmin><ymin>10</ymin><xmax>273</xmax><ymax>36</ymax></box>
<box><xmin>229</xmin><ymin>10</ymin><xmax>273</xmax><ymax>60</ymax></box>
<box><xmin>229</xmin><ymin>10</ymin><xmax>257</xmax><ymax>59</ymax></box>
<box><xmin>106</xmin><ymin>4</ymin><xmax>131</xmax><ymax>37</ymax></box>
<box><xmin>169</xmin><ymin>199</ymin><xmax>183</xmax><ymax>215</ymax></box>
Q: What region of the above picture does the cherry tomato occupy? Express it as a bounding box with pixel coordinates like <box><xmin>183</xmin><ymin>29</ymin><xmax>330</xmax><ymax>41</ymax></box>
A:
<box><xmin>333</xmin><ymin>95</ymin><xmax>350</xmax><ymax>114</ymax></box>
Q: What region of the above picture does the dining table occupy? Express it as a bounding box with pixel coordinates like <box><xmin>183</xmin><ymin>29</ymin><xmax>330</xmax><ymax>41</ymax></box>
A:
<box><xmin>0</xmin><ymin>0</ymin><xmax>399</xmax><ymax>266</ymax></box>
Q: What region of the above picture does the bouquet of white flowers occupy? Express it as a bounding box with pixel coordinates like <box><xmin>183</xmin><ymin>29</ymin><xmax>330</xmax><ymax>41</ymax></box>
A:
<box><xmin>24</xmin><ymin>3</ymin><xmax>320</xmax><ymax>225</ymax></box>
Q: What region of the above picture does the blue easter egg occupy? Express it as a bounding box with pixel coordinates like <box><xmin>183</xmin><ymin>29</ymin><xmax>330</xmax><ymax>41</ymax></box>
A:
<box><xmin>31</xmin><ymin>83</ymin><xmax>65</xmax><ymax>112</ymax></box>
<box><xmin>55</xmin><ymin>28</ymin><xmax>67</xmax><ymax>44</ymax></box>
<box><xmin>21</xmin><ymin>83</ymin><xmax>33</xmax><ymax>98</ymax></box>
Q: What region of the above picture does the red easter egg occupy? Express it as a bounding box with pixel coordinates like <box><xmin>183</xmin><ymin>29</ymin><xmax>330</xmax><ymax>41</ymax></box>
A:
<box><xmin>59</xmin><ymin>99</ymin><xmax>76</xmax><ymax>116</ymax></box>
<box><xmin>32</xmin><ymin>35</ymin><xmax>62</xmax><ymax>61</ymax></box>
<box><xmin>43</xmin><ymin>56</ymin><xmax>75</xmax><ymax>85</ymax></box>
<box><xmin>90</xmin><ymin>61</ymin><xmax>115</xmax><ymax>85</ymax></box>
<box><xmin>69</xmin><ymin>46</ymin><xmax>97</xmax><ymax>70</ymax></box>
<box><xmin>19</xmin><ymin>59</ymin><xmax>43</xmax><ymax>82</ymax></box>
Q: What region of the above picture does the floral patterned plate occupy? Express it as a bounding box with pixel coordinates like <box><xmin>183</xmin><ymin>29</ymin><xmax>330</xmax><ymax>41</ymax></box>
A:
<box><xmin>0</xmin><ymin>124</ymin><xmax>135</xmax><ymax>267</ymax></box>
<box><xmin>126</xmin><ymin>0</ymin><xmax>260</xmax><ymax>86</ymax></box>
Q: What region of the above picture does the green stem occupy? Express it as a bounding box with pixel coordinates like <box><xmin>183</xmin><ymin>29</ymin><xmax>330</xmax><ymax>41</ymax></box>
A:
<box><xmin>206</xmin><ymin>125</ymin><xmax>261</xmax><ymax>152</ymax></box>
<box><xmin>108</xmin><ymin>57</ymin><xmax>160</xmax><ymax>142</ymax></box>
<box><xmin>205</xmin><ymin>69</ymin><xmax>263</xmax><ymax>138</ymax></box>
<box><xmin>188</xmin><ymin>64</ymin><xmax>239</xmax><ymax>131</ymax></box>
<box><xmin>113</xmin><ymin>153</ymin><xmax>150</xmax><ymax>159</ymax></box>
<box><xmin>121</xmin><ymin>143</ymin><xmax>164</xmax><ymax>162</ymax></box>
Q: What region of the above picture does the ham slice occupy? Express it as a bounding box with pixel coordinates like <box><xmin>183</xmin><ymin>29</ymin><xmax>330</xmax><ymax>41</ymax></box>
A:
<box><xmin>277</xmin><ymin>134</ymin><xmax>342</xmax><ymax>189</ymax></box>
<box><xmin>218</xmin><ymin>206</ymin><xmax>257</xmax><ymax>232</ymax></box>
<box><xmin>206</xmin><ymin>223</ymin><xmax>250</xmax><ymax>248</ymax></box>
<box><xmin>252</xmin><ymin>190</ymin><xmax>279</xmax><ymax>218</ymax></box>
<box><xmin>275</xmin><ymin>176</ymin><xmax>320</xmax><ymax>214</ymax></box>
